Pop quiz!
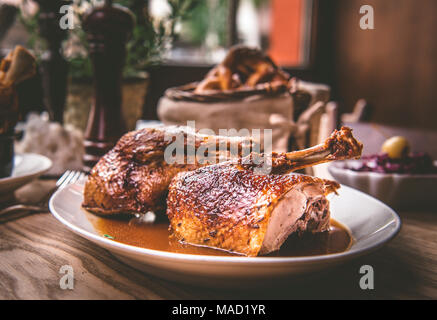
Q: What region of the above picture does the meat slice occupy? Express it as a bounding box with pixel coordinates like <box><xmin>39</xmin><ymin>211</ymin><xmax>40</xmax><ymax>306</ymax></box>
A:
<box><xmin>82</xmin><ymin>126</ymin><xmax>253</xmax><ymax>215</ymax></box>
<box><xmin>259</xmin><ymin>179</ymin><xmax>333</xmax><ymax>254</ymax></box>
<box><xmin>166</xmin><ymin>127</ymin><xmax>362</xmax><ymax>256</ymax></box>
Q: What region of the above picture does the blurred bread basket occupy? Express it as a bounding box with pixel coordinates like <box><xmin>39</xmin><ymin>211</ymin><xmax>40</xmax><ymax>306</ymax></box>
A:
<box><xmin>158</xmin><ymin>46</ymin><xmax>333</xmax><ymax>160</ymax></box>
<box><xmin>158</xmin><ymin>78</ymin><xmax>331</xmax><ymax>154</ymax></box>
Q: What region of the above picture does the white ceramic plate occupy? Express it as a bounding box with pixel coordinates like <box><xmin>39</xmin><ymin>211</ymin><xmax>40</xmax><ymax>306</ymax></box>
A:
<box><xmin>0</xmin><ymin>153</ymin><xmax>52</xmax><ymax>194</ymax></box>
<box><xmin>49</xmin><ymin>181</ymin><xmax>401</xmax><ymax>286</ymax></box>
<box><xmin>329</xmin><ymin>160</ymin><xmax>437</xmax><ymax>209</ymax></box>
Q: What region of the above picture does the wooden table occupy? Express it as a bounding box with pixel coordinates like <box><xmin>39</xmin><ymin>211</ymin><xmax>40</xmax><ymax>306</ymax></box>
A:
<box><xmin>0</xmin><ymin>179</ymin><xmax>436</xmax><ymax>300</ymax></box>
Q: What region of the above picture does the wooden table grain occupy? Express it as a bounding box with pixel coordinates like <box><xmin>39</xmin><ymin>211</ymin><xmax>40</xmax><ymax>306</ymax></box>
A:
<box><xmin>0</xmin><ymin>179</ymin><xmax>436</xmax><ymax>300</ymax></box>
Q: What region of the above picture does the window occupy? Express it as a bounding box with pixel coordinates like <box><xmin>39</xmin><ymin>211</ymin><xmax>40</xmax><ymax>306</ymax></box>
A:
<box><xmin>150</xmin><ymin>0</ymin><xmax>314</xmax><ymax>67</ymax></box>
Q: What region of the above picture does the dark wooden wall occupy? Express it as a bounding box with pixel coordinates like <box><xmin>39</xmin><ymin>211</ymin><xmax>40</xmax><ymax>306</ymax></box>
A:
<box><xmin>323</xmin><ymin>0</ymin><xmax>437</xmax><ymax>130</ymax></box>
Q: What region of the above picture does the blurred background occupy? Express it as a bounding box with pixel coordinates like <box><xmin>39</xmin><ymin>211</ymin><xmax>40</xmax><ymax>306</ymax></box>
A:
<box><xmin>1</xmin><ymin>0</ymin><xmax>436</xmax><ymax>130</ymax></box>
<box><xmin>2</xmin><ymin>0</ymin><xmax>437</xmax><ymax>300</ymax></box>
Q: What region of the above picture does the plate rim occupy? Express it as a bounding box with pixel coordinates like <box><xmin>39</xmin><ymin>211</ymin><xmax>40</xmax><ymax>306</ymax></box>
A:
<box><xmin>49</xmin><ymin>183</ymin><xmax>402</xmax><ymax>265</ymax></box>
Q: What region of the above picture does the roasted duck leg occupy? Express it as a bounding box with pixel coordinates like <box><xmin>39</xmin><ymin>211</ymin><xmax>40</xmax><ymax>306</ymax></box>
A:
<box><xmin>239</xmin><ymin>126</ymin><xmax>363</xmax><ymax>174</ymax></box>
<box><xmin>82</xmin><ymin>126</ymin><xmax>254</xmax><ymax>215</ymax></box>
<box><xmin>166</xmin><ymin>127</ymin><xmax>362</xmax><ymax>256</ymax></box>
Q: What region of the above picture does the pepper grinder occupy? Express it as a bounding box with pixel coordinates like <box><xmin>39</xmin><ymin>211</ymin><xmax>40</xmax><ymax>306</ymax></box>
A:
<box><xmin>33</xmin><ymin>0</ymin><xmax>69</xmax><ymax>123</ymax></box>
<box><xmin>82</xmin><ymin>0</ymin><xmax>134</xmax><ymax>172</ymax></box>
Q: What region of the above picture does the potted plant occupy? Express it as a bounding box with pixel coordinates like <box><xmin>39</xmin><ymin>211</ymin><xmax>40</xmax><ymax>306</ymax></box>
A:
<box><xmin>18</xmin><ymin>0</ymin><xmax>200</xmax><ymax>130</ymax></box>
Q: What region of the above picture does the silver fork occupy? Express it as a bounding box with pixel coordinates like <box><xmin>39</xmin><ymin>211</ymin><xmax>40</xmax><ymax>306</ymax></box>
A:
<box><xmin>0</xmin><ymin>170</ymin><xmax>86</xmax><ymax>218</ymax></box>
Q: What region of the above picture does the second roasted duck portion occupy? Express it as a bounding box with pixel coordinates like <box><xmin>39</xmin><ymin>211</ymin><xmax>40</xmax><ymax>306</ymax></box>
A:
<box><xmin>82</xmin><ymin>126</ymin><xmax>253</xmax><ymax>215</ymax></box>
<box><xmin>166</xmin><ymin>127</ymin><xmax>362</xmax><ymax>256</ymax></box>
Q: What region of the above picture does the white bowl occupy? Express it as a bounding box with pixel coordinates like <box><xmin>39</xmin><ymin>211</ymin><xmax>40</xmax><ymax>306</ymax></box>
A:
<box><xmin>0</xmin><ymin>153</ymin><xmax>52</xmax><ymax>194</ymax></box>
<box><xmin>328</xmin><ymin>160</ymin><xmax>437</xmax><ymax>210</ymax></box>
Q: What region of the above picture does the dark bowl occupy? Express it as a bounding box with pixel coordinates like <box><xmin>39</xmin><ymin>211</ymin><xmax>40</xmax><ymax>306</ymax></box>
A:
<box><xmin>0</xmin><ymin>134</ymin><xmax>14</xmax><ymax>179</ymax></box>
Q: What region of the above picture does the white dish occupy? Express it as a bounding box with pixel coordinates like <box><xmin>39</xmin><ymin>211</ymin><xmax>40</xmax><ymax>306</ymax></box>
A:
<box><xmin>329</xmin><ymin>160</ymin><xmax>437</xmax><ymax>209</ymax></box>
<box><xmin>0</xmin><ymin>153</ymin><xmax>52</xmax><ymax>194</ymax></box>
<box><xmin>49</xmin><ymin>181</ymin><xmax>401</xmax><ymax>286</ymax></box>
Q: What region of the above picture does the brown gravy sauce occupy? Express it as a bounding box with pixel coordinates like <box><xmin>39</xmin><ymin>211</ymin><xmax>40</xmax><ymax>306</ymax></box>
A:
<box><xmin>85</xmin><ymin>211</ymin><xmax>353</xmax><ymax>257</ymax></box>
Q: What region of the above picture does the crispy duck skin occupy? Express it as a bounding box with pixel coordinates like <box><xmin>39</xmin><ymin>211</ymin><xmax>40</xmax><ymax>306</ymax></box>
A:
<box><xmin>166</xmin><ymin>127</ymin><xmax>362</xmax><ymax>256</ymax></box>
<box><xmin>82</xmin><ymin>126</ymin><xmax>253</xmax><ymax>215</ymax></box>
